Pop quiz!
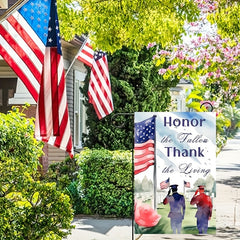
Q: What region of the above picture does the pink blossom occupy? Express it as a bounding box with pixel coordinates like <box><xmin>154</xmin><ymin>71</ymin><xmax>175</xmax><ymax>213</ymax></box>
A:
<box><xmin>159</xmin><ymin>50</ymin><xmax>171</xmax><ymax>56</ymax></box>
<box><xmin>168</xmin><ymin>64</ymin><xmax>178</xmax><ymax>70</ymax></box>
<box><xmin>135</xmin><ymin>201</ymin><xmax>161</xmax><ymax>227</ymax></box>
<box><xmin>147</xmin><ymin>42</ymin><xmax>156</xmax><ymax>49</ymax></box>
<box><xmin>158</xmin><ymin>68</ymin><xmax>167</xmax><ymax>75</ymax></box>
<box><xmin>199</xmin><ymin>76</ymin><xmax>207</xmax><ymax>85</ymax></box>
<box><xmin>208</xmin><ymin>72</ymin><xmax>214</xmax><ymax>77</ymax></box>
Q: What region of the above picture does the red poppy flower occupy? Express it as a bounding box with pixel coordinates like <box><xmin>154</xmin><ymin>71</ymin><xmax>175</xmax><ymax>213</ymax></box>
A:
<box><xmin>134</xmin><ymin>201</ymin><xmax>161</xmax><ymax>227</ymax></box>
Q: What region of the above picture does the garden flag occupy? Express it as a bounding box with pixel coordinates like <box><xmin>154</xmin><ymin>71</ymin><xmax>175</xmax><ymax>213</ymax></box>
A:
<box><xmin>0</xmin><ymin>0</ymin><xmax>73</xmax><ymax>157</ymax></box>
<box><xmin>134</xmin><ymin>112</ymin><xmax>216</xmax><ymax>235</ymax></box>
<box><xmin>134</xmin><ymin>115</ymin><xmax>156</xmax><ymax>175</ymax></box>
<box><xmin>77</xmin><ymin>38</ymin><xmax>94</xmax><ymax>67</ymax></box>
<box><xmin>88</xmin><ymin>50</ymin><xmax>114</xmax><ymax>119</ymax></box>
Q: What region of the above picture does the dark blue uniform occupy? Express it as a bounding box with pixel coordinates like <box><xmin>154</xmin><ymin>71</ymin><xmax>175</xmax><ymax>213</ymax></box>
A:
<box><xmin>163</xmin><ymin>187</ymin><xmax>185</xmax><ymax>234</ymax></box>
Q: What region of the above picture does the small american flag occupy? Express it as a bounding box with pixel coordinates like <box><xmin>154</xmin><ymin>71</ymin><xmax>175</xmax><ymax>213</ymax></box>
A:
<box><xmin>134</xmin><ymin>116</ymin><xmax>156</xmax><ymax>175</ymax></box>
<box><xmin>184</xmin><ymin>181</ymin><xmax>190</xmax><ymax>188</ymax></box>
<box><xmin>88</xmin><ymin>50</ymin><xmax>114</xmax><ymax>119</ymax></box>
<box><xmin>77</xmin><ymin>39</ymin><xmax>94</xmax><ymax>67</ymax></box>
<box><xmin>0</xmin><ymin>0</ymin><xmax>73</xmax><ymax>156</ymax></box>
<box><xmin>160</xmin><ymin>178</ymin><xmax>170</xmax><ymax>189</ymax></box>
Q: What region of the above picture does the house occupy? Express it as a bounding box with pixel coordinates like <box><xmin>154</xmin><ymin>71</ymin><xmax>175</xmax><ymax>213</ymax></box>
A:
<box><xmin>0</xmin><ymin>3</ymin><xmax>88</xmax><ymax>171</ymax></box>
<box><xmin>170</xmin><ymin>79</ymin><xmax>193</xmax><ymax>112</ymax></box>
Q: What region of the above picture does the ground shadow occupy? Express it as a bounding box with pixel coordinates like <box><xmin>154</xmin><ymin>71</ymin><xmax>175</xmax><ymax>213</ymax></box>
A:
<box><xmin>217</xmin><ymin>175</ymin><xmax>240</xmax><ymax>188</ymax></box>
<box><xmin>72</xmin><ymin>217</ymin><xmax>132</xmax><ymax>234</ymax></box>
<box><xmin>214</xmin><ymin>227</ymin><xmax>240</xmax><ymax>239</ymax></box>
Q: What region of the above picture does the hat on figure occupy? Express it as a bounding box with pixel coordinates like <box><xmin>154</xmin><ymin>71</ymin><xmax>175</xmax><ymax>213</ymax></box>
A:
<box><xmin>198</xmin><ymin>185</ymin><xmax>205</xmax><ymax>189</ymax></box>
<box><xmin>170</xmin><ymin>184</ymin><xmax>178</xmax><ymax>190</ymax></box>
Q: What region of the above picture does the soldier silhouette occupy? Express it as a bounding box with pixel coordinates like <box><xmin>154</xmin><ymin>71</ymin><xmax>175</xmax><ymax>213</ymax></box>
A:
<box><xmin>163</xmin><ymin>184</ymin><xmax>185</xmax><ymax>234</ymax></box>
<box><xmin>190</xmin><ymin>185</ymin><xmax>213</xmax><ymax>234</ymax></box>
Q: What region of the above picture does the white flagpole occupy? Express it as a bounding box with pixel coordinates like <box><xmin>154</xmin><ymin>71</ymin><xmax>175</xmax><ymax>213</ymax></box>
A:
<box><xmin>65</xmin><ymin>35</ymin><xmax>89</xmax><ymax>77</ymax></box>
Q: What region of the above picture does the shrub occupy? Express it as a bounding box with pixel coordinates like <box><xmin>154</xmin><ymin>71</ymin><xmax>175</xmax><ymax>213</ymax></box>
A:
<box><xmin>0</xmin><ymin>107</ymin><xmax>74</xmax><ymax>239</ymax></box>
<box><xmin>44</xmin><ymin>157</ymin><xmax>85</xmax><ymax>214</ymax></box>
<box><xmin>77</xmin><ymin>148</ymin><xmax>133</xmax><ymax>217</ymax></box>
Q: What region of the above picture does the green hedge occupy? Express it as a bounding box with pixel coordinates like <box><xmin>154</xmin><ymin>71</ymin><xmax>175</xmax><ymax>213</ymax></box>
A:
<box><xmin>77</xmin><ymin>148</ymin><xmax>133</xmax><ymax>217</ymax></box>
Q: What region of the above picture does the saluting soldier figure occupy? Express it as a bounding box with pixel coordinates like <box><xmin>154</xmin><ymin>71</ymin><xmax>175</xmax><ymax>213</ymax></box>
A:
<box><xmin>190</xmin><ymin>185</ymin><xmax>213</xmax><ymax>234</ymax></box>
<box><xmin>163</xmin><ymin>184</ymin><xmax>185</xmax><ymax>234</ymax></box>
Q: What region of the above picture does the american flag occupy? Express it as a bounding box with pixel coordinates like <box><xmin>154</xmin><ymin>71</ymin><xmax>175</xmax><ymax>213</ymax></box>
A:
<box><xmin>88</xmin><ymin>50</ymin><xmax>114</xmax><ymax>119</ymax></box>
<box><xmin>184</xmin><ymin>181</ymin><xmax>190</xmax><ymax>188</ymax></box>
<box><xmin>134</xmin><ymin>116</ymin><xmax>156</xmax><ymax>175</ymax></box>
<box><xmin>0</xmin><ymin>0</ymin><xmax>73</xmax><ymax>156</ymax></box>
<box><xmin>77</xmin><ymin>39</ymin><xmax>94</xmax><ymax>67</ymax></box>
<box><xmin>160</xmin><ymin>178</ymin><xmax>170</xmax><ymax>189</ymax></box>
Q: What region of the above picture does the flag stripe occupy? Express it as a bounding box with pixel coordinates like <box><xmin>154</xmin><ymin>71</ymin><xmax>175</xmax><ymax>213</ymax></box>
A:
<box><xmin>88</xmin><ymin>77</ymin><xmax>112</xmax><ymax>116</ymax></box>
<box><xmin>135</xmin><ymin>161</ymin><xmax>154</xmax><ymax>175</ymax></box>
<box><xmin>77</xmin><ymin>41</ymin><xmax>94</xmax><ymax>67</ymax></box>
<box><xmin>91</xmin><ymin>62</ymin><xmax>113</xmax><ymax>112</ymax></box>
<box><xmin>88</xmin><ymin>51</ymin><xmax>114</xmax><ymax>119</ymax></box>
<box><xmin>0</xmin><ymin>35</ymin><xmax>39</xmax><ymax>101</ymax></box>
<box><xmin>134</xmin><ymin>155</ymin><xmax>155</xmax><ymax>166</ymax></box>
<box><xmin>134</xmin><ymin>142</ymin><xmax>154</xmax><ymax>151</ymax></box>
<box><xmin>0</xmin><ymin>23</ymin><xmax>42</xmax><ymax>82</ymax></box>
<box><xmin>135</xmin><ymin>152</ymin><xmax>155</xmax><ymax>161</ymax></box>
<box><xmin>51</xmin><ymin>48</ymin><xmax>59</xmax><ymax>136</ymax></box>
<box><xmin>8</xmin><ymin>13</ymin><xmax>45</xmax><ymax>64</ymax></box>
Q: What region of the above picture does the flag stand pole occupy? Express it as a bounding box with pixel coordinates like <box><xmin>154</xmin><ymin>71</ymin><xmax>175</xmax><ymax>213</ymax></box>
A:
<box><xmin>65</xmin><ymin>34</ymin><xmax>89</xmax><ymax>77</ymax></box>
<box><xmin>111</xmin><ymin>112</ymin><xmax>134</xmax><ymax>239</ymax></box>
<box><xmin>153</xmin><ymin>115</ymin><xmax>157</xmax><ymax>210</ymax></box>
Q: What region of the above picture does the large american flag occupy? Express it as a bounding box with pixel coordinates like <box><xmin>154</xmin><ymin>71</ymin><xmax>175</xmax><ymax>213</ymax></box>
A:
<box><xmin>88</xmin><ymin>50</ymin><xmax>114</xmax><ymax>119</ymax></box>
<box><xmin>77</xmin><ymin>39</ymin><xmax>94</xmax><ymax>68</ymax></box>
<box><xmin>134</xmin><ymin>116</ymin><xmax>156</xmax><ymax>175</ymax></box>
<box><xmin>0</xmin><ymin>0</ymin><xmax>73</xmax><ymax>156</ymax></box>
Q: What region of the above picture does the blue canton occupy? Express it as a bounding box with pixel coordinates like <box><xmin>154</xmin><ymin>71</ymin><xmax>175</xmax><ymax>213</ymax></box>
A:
<box><xmin>19</xmin><ymin>0</ymin><xmax>50</xmax><ymax>45</ymax></box>
<box><xmin>46</xmin><ymin>0</ymin><xmax>62</xmax><ymax>55</ymax></box>
<box><xmin>135</xmin><ymin>116</ymin><xmax>156</xmax><ymax>144</ymax></box>
<box><xmin>94</xmin><ymin>50</ymin><xmax>106</xmax><ymax>61</ymax></box>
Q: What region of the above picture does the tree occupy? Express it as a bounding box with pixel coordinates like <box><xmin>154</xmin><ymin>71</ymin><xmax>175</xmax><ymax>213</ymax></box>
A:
<box><xmin>82</xmin><ymin>46</ymin><xmax>179</xmax><ymax>150</ymax></box>
<box><xmin>0</xmin><ymin>107</ymin><xmax>74</xmax><ymax>239</ymax></box>
<box><xmin>58</xmin><ymin>0</ymin><xmax>200</xmax><ymax>52</ymax></box>
<box><xmin>207</xmin><ymin>0</ymin><xmax>240</xmax><ymax>40</ymax></box>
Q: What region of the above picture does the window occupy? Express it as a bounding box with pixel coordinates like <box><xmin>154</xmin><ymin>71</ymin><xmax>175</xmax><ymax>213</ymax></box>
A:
<box><xmin>0</xmin><ymin>78</ymin><xmax>17</xmax><ymax>113</ymax></box>
<box><xmin>74</xmin><ymin>70</ymin><xmax>87</xmax><ymax>149</ymax></box>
